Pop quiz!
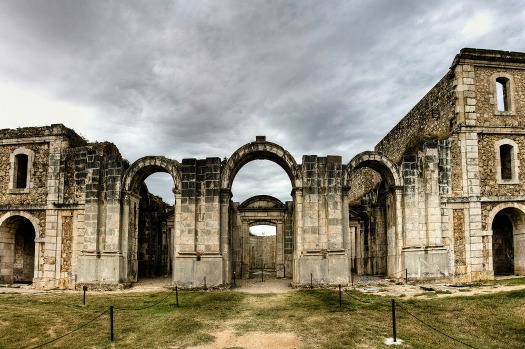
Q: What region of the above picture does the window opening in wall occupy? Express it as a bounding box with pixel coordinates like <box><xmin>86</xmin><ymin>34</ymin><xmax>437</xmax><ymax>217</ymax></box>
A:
<box><xmin>250</xmin><ymin>225</ymin><xmax>276</xmax><ymax>237</ymax></box>
<box><xmin>15</xmin><ymin>154</ymin><xmax>28</xmax><ymax>189</ymax></box>
<box><xmin>500</xmin><ymin>144</ymin><xmax>513</xmax><ymax>180</ymax></box>
<box><xmin>496</xmin><ymin>77</ymin><xmax>509</xmax><ymax>112</ymax></box>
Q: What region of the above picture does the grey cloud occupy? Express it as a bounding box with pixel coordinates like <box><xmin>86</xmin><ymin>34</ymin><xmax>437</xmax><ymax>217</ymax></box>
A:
<box><xmin>2</xmin><ymin>0</ymin><xmax>525</xmax><ymax>203</ymax></box>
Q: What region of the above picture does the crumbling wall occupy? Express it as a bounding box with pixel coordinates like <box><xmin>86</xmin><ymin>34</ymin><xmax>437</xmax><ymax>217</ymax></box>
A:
<box><xmin>375</xmin><ymin>71</ymin><xmax>455</xmax><ymax>164</ymax></box>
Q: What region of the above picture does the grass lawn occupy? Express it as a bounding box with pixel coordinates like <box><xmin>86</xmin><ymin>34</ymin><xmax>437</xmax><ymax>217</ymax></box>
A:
<box><xmin>1</xmin><ymin>286</ymin><xmax>524</xmax><ymax>348</ymax></box>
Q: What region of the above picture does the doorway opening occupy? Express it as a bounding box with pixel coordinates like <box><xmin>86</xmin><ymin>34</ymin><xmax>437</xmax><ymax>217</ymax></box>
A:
<box><xmin>492</xmin><ymin>211</ymin><xmax>514</xmax><ymax>275</ymax></box>
<box><xmin>0</xmin><ymin>215</ymin><xmax>36</xmax><ymax>284</ymax></box>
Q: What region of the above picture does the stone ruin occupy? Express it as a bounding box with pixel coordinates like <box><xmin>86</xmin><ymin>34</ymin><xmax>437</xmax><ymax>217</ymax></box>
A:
<box><xmin>1</xmin><ymin>48</ymin><xmax>525</xmax><ymax>289</ymax></box>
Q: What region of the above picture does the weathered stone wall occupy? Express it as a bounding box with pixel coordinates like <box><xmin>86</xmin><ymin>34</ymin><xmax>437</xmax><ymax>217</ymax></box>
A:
<box><xmin>375</xmin><ymin>71</ymin><xmax>455</xmax><ymax>164</ymax></box>
<box><xmin>472</xmin><ymin>67</ymin><xmax>525</xmax><ymax>127</ymax></box>
<box><xmin>478</xmin><ymin>134</ymin><xmax>525</xmax><ymax>196</ymax></box>
<box><xmin>0</xmin><ymin>143</ymin><xmax>49</xmax><ymax>206</ymax></box>
<box><xmin>249</xmin><ymin>235</ymin><xmax>276</xmax><ymax>269</ymax></box>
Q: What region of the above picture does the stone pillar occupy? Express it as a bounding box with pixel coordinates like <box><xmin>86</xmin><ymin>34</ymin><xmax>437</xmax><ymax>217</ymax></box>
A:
<box><xmin>241</xmin><ymin>221</ymin><xmax>250</xmax><ymax>278</ymax></box>
<box><xmin>292</xmin><ymin>187</ymin><xmax>303</xmax><ymax>284</ymax></box>
<box><xmin>172</xmin><ymin>189</ymin><xmax>182</xmax><ymax>284</ymax></box>
<box><xmin>220</xmin><ymin>189</ymin><xmax>231</xmax><ymax>284</ymax></box>
<box><xmin>276</xmin><ymin>220</ymin><xmax>284</xmax><ymax>278</ymax></box>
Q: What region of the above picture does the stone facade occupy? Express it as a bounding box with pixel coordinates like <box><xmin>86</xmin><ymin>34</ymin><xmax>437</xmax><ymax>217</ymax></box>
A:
<box><xmin>1</xmin><ymin>48</ymin><xmax>525</xmax><ymax>289</ymax></box>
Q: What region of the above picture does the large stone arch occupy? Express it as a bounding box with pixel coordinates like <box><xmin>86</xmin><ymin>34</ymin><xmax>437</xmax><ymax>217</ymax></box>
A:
<box><xmin>344</xmin><ymin>151</ymin><xmax>401</xmax><ymax>188</ymax></box>
<box><xmin>123</xmin><ymin>155</ymin><xmax>181</xmax><ymax>194</ymax></box>
<box><xmin>0</xmin><ymin>211</ymin><xmax>41</xmax><ymax>284</ymax></box>
<box><xmin>121</xmin><ymin>156</ymin><xmax>181</xmax><ymax>283</ymax></box>
<box><xmin>344</xmin><ymin>151</ymin><xmax>403</xmax><ymax>278</ymax></box>
<box><xmin>486</xmin><ymin>203</ymin><xmax>525</xmax><ymax>275</ymax></box>
<box><xmin>220</xmin><ymin>138</ymin><xmax>302</xmax><ymax>190</ymax></box>
<box><xmin>219</xmin><ymin>138</ymin><xmax>301</xmax><ymax>284</ymax></box>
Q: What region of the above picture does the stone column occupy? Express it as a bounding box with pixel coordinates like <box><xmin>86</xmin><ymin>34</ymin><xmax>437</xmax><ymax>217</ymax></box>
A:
<box><xmin>220</xmin><ymin>189</ymin><xmax>231</xmax><ymax>284</ymax></box>
<box><xmin>241</xmin><ymin>221</ymin><xmax>250</xmax><ymax>278</ymax></box>
<box><xmin>276</xmin><ymin>220</ymin><xmax>284</xmax><ymax>278</ymax></box>
<box><xmin>393</xmin><ymin>187</ymin><xmax>404</xmax><ymax>277</ymax></box>
<box><xmin>342</xmin><ymin>186</ymin><xmax>351</xmax><ymax>268</ymax></box>
<box><xmin>292</xmin><ymin>187</ymin><xmax>303</xmax><ymax>283</ymax></box>
<box><xmin>172</xmin><ymin>189</ymin><xmax>182</xmax><ymax>284</ymax></box>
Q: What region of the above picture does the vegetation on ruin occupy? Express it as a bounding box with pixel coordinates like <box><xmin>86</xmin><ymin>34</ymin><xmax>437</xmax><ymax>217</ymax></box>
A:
<box><xmin>0</xmin><ymin>285</ymin><xmax>524</xmax><ymax>349</ymax></box>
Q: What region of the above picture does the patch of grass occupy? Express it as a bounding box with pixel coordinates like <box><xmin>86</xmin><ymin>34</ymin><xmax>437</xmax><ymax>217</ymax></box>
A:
<box><xmin>1</xmin><ymin>288</ymin><xmax>524</xmax><ymax>348</ymax></box>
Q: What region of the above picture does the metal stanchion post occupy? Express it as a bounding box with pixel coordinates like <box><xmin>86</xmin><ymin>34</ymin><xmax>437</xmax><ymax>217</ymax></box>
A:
<box><xmin>110</xmin><ymin>306</ymin><xmax>114</xmax><ymax>342</ymax></box>
<box><xmin>391</xmin><ymin>299</ymin><xmax>397</xmax><ymax>343</ymax></box>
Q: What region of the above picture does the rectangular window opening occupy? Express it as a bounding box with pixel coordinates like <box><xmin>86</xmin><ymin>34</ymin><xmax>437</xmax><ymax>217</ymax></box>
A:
<box><xmin>496</xmin><ymin>77</ymin><xmax>509</xmax><ymax>112</ymax></box>
<box><xmin>15</xmin><ymin>154</ymin><xmax>29</xmax><ymax>188</ymax></box>
<box><xmin>500</xmin><ymin>145</ymin><xmax>513</xmax><ymax>180</ymax></box>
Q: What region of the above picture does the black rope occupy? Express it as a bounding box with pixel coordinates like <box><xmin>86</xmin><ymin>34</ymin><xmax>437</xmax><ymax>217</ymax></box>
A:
<box><xmin>395</xmin><ymin>301</ymin><xmax>479</xmax><ymax>349</ymax></box>
<box><xmin>30</xmin><ymin>309</ymin><xmax>109</xmax><ymax>349</ymax></box>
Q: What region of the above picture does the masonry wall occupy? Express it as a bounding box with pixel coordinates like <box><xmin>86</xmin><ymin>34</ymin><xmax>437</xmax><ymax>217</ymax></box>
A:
<box><xmin>375</xmin><ymin>71</ymin><xmax>456</xmax><ymax>164</ymax></box>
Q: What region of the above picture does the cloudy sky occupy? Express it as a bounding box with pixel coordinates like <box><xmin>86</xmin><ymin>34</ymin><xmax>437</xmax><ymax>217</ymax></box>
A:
<box><xmin>1</xmin><ymin>0</ymin><xmax>524</xmax><ymax>204</ymax></box>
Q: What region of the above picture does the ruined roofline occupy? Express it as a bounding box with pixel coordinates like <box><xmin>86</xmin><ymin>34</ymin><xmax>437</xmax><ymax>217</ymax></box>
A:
<box><xmin>0</xmin><ymin>123</ymin><xmax>87</xmax><ymax>147</ymax></box>
<box><xmin>451</xmin><ymin>47</ymin><xmax>525</xmax><ymax>68</ymax></box>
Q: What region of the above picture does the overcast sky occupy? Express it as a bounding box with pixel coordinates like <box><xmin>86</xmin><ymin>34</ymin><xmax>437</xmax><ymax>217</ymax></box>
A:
<box><xmin>1</xmin><ymin>0</ymin><xmax>524</xmax><ymax>204</ymax></box>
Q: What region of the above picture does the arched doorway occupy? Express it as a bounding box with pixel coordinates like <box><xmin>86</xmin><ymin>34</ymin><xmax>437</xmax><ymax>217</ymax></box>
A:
<box><xmin>232</xmin><ymin>196</ymin><xmax>291</xmax><ymax>279</ymax></box>
<box><xmin>121</xmin><ymin>156</ymin><xmax>181</xmax><ymax>283</ymax></box>
<box><xmin>492</xmin><ymin>211</ymin><xmax>514</xmax><ymax>275</ymax></box>
<box><xmin>0</xmin><ymin>214</ymin><xmax>38</xmax><ymax>284</ymax></box>
<box><xmin>490</xmin><ymin>206</ymin><xmax>525</xmax><ymax>276</ymax></box>
<box><xmin>220</xmin><ymin>137</ymin><xmax>301</xmax><ymax>284</ymax></box>
<box><xmin>345</xmin><ymin>151</ymin><xmax>402</xmax><ymax>277</ymax></box>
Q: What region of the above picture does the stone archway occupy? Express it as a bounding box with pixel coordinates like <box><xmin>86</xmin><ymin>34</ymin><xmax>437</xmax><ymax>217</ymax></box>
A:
<box><xmin>232</xmin><ymin>195</ymin><xmax>291</xmax><ymax>279</ymax></box>
<box><xmin>345</xmin><ymin>151</ymin><xmax>403</xmax><ymax>278</ymax></box>
<box><xmin>487</xmin><ymin>204</ymin><xmax>525</xmax><ymax>276</ymax></box>
<box><xmin>0</xmin><ymin>212</ymin><xmax>41</xmax><ymax>284</ymax></box>
<box><xmin>220</xmin><ymin>137</ymin><xmax>301</xmax><ymax>284</ymax></box>
<box><xmin>121</xmin><ymin>156</ymin><xmax>181</xmax><ymax>283</ymax></box>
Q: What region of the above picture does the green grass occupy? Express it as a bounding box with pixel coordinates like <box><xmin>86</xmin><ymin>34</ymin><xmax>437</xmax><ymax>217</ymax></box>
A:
<box><xmin>0</xmin><ymin>288</ymin><xmax>524</xmax><ymax>348</ymax></box>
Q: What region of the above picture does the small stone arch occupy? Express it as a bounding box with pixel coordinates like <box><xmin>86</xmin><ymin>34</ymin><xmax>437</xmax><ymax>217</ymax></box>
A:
<box><xmin>345</xmin><ymin>151</ymin><xmax>401</xmax><ymax>188</ymax></box>
<box><xmin>123</xmin><ymin>156</ymin><xmax>182</xmax><ymax>194</ymax></box>
<box><xmin>0</xmin><ymin>211</ymin><xmax>41</xmax><ymax>284</ymax></box>
<box><xmin>486</xmin><ymin>203</ymin><xmax>525</xmax><ymax>275</ymax></box>
<box><xmin>238</xmin><ymin>195</ymin><xmax>287</xmax><ymax>210</ymax></box>
<box><xmin>220</xmin><ymin>138</ymin><xmax>302</xmax><ymax>190</ymax></box>
<box><xmin>486</xmin><ymin>202</ymin><xmax>525</xmax><ymax>232</ymax></box>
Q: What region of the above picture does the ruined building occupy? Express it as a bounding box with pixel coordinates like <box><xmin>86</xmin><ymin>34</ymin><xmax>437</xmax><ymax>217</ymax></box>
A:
<box><xmin>1</xmin><ymin>48</ymin><xmax>524</xmax><ymax>289</ymax></box>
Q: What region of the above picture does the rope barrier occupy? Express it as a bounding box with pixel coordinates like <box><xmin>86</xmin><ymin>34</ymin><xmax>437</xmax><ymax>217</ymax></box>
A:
<box><xmin>30</xmin><ymin>309</ymin><xmax>109</xmax><ymax>349</ymax></box>
<box><xmin>394</xmin><ymin>301</ymin><xmax>479</xmax><ymax>349</ymax></box>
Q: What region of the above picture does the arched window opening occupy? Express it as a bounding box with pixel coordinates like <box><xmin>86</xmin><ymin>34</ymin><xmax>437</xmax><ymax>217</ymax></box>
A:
<box><xmin>496</xmin><ymin>77</ymin><xmax>510</xmax><ymax>112</ymax></box>
<box><xmin>15</xmin><ymin>154</ymin><xmax>29</xmax><ymax>188</ymax></box>
<box><xmin>496</xmin><ymin>139</ymin><xmax>519</xmax><ymax>184</ymax></box>
<box><xmin>500</xmin><ymin>144</ymin><xmax>513</xmax><ymax>180</ymax></box>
